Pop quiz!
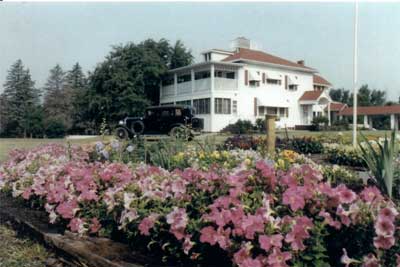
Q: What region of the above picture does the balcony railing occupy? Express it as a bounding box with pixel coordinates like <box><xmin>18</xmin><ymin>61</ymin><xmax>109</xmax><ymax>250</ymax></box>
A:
<box><xmin>215</xmin><ymin>77</ymin><xmax>237</xmax><ymax>90</ymax></box>
<box><xmin>177</xmin><ymin>81</ymin><xmax>191</xmax><ymax>94</ymax></box>
<box><xmin>162</xmin><ymin>84</ymin><xmax>174</xmax><ymax>96</ymax></box>
<box><xmin>194</xmin><ymin>78</ymin><xmax>211</xmax><ymax>92</ymax></box>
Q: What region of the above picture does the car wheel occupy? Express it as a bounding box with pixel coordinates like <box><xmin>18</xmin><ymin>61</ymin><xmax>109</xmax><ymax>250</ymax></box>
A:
<box><xmin>131</xmin><ymin>121</ymin><xmax>145</xmax><ymax>135</ymax></box>
<box><xmin>169</xmin><ymin>126</ymin><xmax>190</xmax><ymax>140</ymax></box>
<box><xmin>115</xmin><ymin>127</ymin><xmax>129</xmax><ymax>140</ymax></box>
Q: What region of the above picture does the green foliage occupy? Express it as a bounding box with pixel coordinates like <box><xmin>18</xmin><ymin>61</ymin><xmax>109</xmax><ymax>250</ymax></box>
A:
<box><xmin>220</xmin><ymin>119</ymin><xmax>255</xmax><ymax>134</ymax></box>
<box><xmin>321</xmin><ymin>165</ymin><xmax>365</xmax><ymax>191</ymax></box>
<box><xmin>44</xmin><ymin>119</ymin><xmax>66</xmax><ymax>138</ymax></box>
<box><xmin>277</xmin><ymin>137</ymin><xmax>324</xmax><ymax>154</ymax></box>
<box><xmin>148</xmin><ymin>138</ymin><xmax>188</xmax><ymax>170</ymax></box>
<box><xmin>83</xmin><ymin>39</ymin><xmax>193</xmax><ymax>131</ymax></box>
<box><xmin>359</xmin><ymin>130</ymin><xmax>399</xmax><ymax>199</ymax></box>
<box><xmin>311</xmin><ymin>116</ymin><xmax>329</xmax><ymax>131</ymax></box>
<box><xmin>1</xmin><ymin>59</ymin><xmax>41</xmax><ymax>137</ymax></box>
<box><xmin>325</xmin><ymin>145</ymin><xmax>366</xmax><ymax>168</ymax></box>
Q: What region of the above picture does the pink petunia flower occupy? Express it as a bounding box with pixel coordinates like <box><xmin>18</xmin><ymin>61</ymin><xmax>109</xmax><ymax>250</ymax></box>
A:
<box><xmin>378</xmin><ymin>207</ymin><xmax>399</xmax><ymax>221</ymax></box>
<box><xmin>362</xmin><ymin>253</ymin><xmax>379</xmax><ymax>267</ymax></box>
<box><xmin>373</xmin><ymin>235</ymin><xmax>395</xmax><ymax>250</ymax></box>
<box><xmin>360</xmin><ymin>186</ymin><xmax>383</xmax><ymax>203</ymax></box>
<box><xmin>341</xmin><ymin>248</ymin><xmax>360</xmax><ymax>267</ymax></box>
<box><xmin>259</xmin><ymin>234</ymin><xmax>283</xmax><ymax>252</ymax></box>
<box><xmin>375</xmin><ymin>218</ymin><xmax>395</xmax><ymax>237</ymax></box>
<box><xmin>267</xmin><ymin>248</ymin><xmax>292</xmax><ymax>267</ymax></box>
<box><xmin>138</xmin><ymin>213</ymin><xmax>159</xmax><ymax>236</ymax></box>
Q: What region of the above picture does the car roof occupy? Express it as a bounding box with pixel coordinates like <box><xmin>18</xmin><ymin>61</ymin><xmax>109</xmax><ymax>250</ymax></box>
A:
<box><xmin>147</xmin><ymin>105</ymin><xmax>191</xmax><ymax>110</ymax></box>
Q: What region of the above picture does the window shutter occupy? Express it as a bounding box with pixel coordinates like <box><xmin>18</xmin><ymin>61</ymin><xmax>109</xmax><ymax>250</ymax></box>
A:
<box><xmin>262</xmin><ymin>73</ymin><xmax>266</xmax><ymax>84</ymax></box>
<box><xmin>254</xmin><ymin>97</ymin><xmax>257</xmax><ymax>116</ymax></box>
<box><xmin>285</xmin><ymin>75</ymin><xmax>288</xmax><ymax>89</ymax></box>
<box><xmin>245</xmin><ymin>70</ymin><xmax>248</xmax><ymax>86</ymax></box>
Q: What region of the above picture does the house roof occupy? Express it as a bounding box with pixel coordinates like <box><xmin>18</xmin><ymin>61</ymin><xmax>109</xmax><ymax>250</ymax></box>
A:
<box><xmin>325</xmin><ymin>102</ymin><xmax>347</xmax><ymax>111</ymax></box>
<box><xmin>299</xmin><ymin>90</ymin><xmax>324</xmax><ymax>101</ymax></box>
<box><xmin>222</xmin><ymin>48</ymin><xmax>314</xmax><ymax>71</ymax></box>
<box><xmin>313</xmin><ymin>74</ymin><xmax>332</xmax><ymax>86</ymax></box>
<box><xmin>339</xmin><ymin>105</ymin><xmax>400</xmax><ymax>116</ymax></box>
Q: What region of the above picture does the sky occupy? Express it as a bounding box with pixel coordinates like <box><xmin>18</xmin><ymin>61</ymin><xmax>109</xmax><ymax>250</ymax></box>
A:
<box><xmin>0</xmin><ymin>2</ymin><xmax>399</xmax><ymax>100</ymax></box>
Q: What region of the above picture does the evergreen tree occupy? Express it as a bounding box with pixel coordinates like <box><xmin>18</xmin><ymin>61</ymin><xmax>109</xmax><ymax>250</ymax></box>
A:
<box><xmin>43</xmin><ymin>64</ymin><xmax>71</xmax><ymax>131</ymax></box>
<box><xmin>2</xmin><ymin>60</ymin><xmax>40</xmax><ymax>137</ymax></box>
<box><xmin>66</xmin><ymin>62</ymin><xmax>86</xmax><ymax>90</ymax></box>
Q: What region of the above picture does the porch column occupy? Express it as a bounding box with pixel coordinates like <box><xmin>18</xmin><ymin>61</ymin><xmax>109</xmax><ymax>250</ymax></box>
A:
<box><xmin>210</xmin><ymin>64</ymin><xmax>215</xmax><ymax>92</ymax></box>
<box><xmin>363</xmin><ymin>115</ymin><xmax>369</xmax><ymax>129</ymax></box>
<box><xmin>368</xmin><ymin>116</ymin><xmax>373</xmax><ymax>130</ymax></box>
<box><xmin>328</xmin><ymin>103</ymin><xmax>331</xmax><ymax>126</ymax></box>
<box><xmin>173</xmin><ymin>73</ymin><xmax>178</xmax><ymax>97</ymax></box>
<box><xmin>390</xmin><ymin>114</ymin><xmax>396</xmax><ymax>130</ymax></box>
<box><xmin>191</xmin><ymin>69</ymin><xmax>195</xmax><ymax>94</ymax></box>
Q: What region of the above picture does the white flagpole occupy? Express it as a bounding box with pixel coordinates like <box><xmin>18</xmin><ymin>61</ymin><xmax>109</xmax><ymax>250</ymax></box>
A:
<box><xmin>352</xmin><ymin>0</ymin><xmax>359</xmax><ymax>147</ymax></box>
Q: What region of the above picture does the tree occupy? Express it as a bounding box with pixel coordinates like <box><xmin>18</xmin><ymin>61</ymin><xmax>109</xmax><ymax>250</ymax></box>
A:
<box><xmin>65</xmin><ymin>63</ymin><xmax>88</xmax><ymax>133</ymax></box>
<box><xmin>43</xmin><ymin>64</ymin><xmax>72</xmax><ymax>132</ymax></box>
<box><xmin>170</xmin><ymin>40</ymin><xmax>193</xmax><ymax>69</ymax></box>
<box><xmin>1</xmin><ymin>60</ymin><xmax>41</xmax><ymax>137</ymax></box>
<box><xmin>85</xmin><ymin>38</ymin><xmax>193</xmax><ymax>131</ymax></box>
<box><xmin>329</xmin><ymin>88</ymin><xmax>351</xmax><ymax>106</ymax></box>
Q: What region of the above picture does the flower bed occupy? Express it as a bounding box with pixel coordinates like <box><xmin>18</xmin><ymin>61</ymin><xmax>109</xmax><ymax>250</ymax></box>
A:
<box><xmin>0</xmin><ymin>143</ymin><xmax>400</xmax><ymax>266</ymax></box>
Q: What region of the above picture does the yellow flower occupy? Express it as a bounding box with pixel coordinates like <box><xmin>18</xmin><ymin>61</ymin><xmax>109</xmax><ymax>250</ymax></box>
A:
<box><xmin>244</xmin><ymin>158</ymin><xmax>251</xmax><ymax>165</ymax></box>
<box><xmin>212</xmin><ymin>151</ymin><xmax>220</xmax><ymax>159</ymax></box>
<box><xmin>199</xmin><ymin>152</ymin><xmax>205</xmax><ymax>159</ymax></box>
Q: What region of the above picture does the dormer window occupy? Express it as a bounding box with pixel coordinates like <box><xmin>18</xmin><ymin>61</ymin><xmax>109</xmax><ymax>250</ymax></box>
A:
<box><xmin>267</xmin><ymin>79</ymin><xmax>281</xmax><ymax>85</ymax></box>
<box><xmin>288</xmin><ymin>84</ymin><xmax>298</xmax><ymax>91</ymax></box>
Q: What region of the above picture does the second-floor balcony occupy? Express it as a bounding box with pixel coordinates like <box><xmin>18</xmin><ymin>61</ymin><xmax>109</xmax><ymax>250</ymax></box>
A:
<box><xmin>160</xmin><ymin>62</ymin><xmax>240</xmax><ymax>98</ymax></box>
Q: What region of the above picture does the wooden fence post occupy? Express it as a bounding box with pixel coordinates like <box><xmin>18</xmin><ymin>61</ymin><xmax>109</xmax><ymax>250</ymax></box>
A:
<box><xmin>265</xmin><ymin>115</ymin><xmax>276</xmax><ymax>155</ymax></box>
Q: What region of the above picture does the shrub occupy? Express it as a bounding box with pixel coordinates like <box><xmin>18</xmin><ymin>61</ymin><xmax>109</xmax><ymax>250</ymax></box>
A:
<box><xmin>220</xmin><ymin>120</ymin><xmax>255</xmax><ymax>134</ymax></box>
<box><xmin>277</xmin><ymin>137</ymin><xmax>324</xmax><ymax>154</ymax></box>
<box><xmin>324</xmin><ymin>144</ymin><xmax>366</xmax><ymax>168</ymax></box>
<box><xmin>44</xmin><ymin>120</ymin><xmax>66</xmax><ymax>138</ymax></box>
<box><xmin>311</xmin><ymin>116</ymin><xmax>329</xmax><ymax>131</ymax></box>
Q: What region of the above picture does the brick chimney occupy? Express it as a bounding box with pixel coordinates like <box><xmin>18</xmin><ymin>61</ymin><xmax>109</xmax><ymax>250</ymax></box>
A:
<box><xmin>297</xmin><ymin>60</ymin><xmax>305</xmax><ymax>66</ymax></box>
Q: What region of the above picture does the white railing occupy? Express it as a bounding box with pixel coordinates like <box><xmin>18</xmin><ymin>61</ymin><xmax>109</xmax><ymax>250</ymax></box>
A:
<box><xmin>177</xmin><ymin>81</ymin><xmax>191</xmax><ymax>94</ymax></box>
<box><xmin>215</xmin><ymin>77</ymin><xmax>237</xmax><ymax>90</ymax></box>
<box><xmin>162</xmin><ymin>84</ymin><xmax>175</xmax><ymax>96</ymax></box>
<box><xmin>194</xmin><ymin>78</ymin><xmax>211</xmax><ymax>92</ymax></box>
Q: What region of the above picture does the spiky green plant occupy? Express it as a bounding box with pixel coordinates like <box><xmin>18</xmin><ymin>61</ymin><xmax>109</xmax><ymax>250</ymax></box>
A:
<box><xmin>359</xmin><ymin>130</ymin><xmax>399</xmax><ymax>198</ymax></box>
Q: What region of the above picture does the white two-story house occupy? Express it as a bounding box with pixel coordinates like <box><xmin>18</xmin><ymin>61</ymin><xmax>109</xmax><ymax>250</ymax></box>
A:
<box><xmin>159</xmin><ymin>37</ymin><xmax>334</xmax><ymax>132</ymax></box>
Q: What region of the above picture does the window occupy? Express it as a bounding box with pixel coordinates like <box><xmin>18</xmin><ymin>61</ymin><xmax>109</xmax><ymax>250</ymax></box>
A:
<box><xmin>161</xmin><ymin>110</ymin><xmax>171</xmax><ymax>117</ymax></box>
<box><xmin>177</xmin><ymin>74</ymin><xmax>191</xmax><ymax>83</ymax></box>
<box><xmin>162</xmin><ymin>77</ymin><xmax>174</xmax><ymax>86</ymax></box>
<box><xmin>176</xmin><ymin>100</ymin><xmax>191</xmax><ymax>106</ymax></box>
<box><xmin>226</xmin><ymin>72</ymin><xmax>235</xmax><ymax>79</ymax></box>
<box><xmin>249</xmin><ymin>80</ymin><xmax>260</xmax><ymax>87</ymax></box>
<box><xmin>232</xmin><ymin>100</ymin><xmax>238</xmax><ymax>114</ymax></box>
<box><xmin>193</xmin><ymin>98</ymin><xmax>210</xmax><ymax>114</ymax></box>
<box><xmin>288</xmin><ymin>84</ymin><xmax>298</xmax><ymax>91</ymax></box>
<box><xmin>175</xmin><ymin>109</ymin><xmax>182</xmax><ymax>117</ymax></box>
<box><xmin>266</xmin><ymin>107</ymin><xmax>278</xmax><ymax>115</ymax></box>
<box><xmin>279</xmin><ymin>107</ymin><xmax>289</xmax><ymax>118</ymax></box>
<box><xmin>215</xmin><ymin>98</ymin><xmax>231</xmax><ymax>114</ymax></box>
<box><xmin>267</xmin><ymin>79</ymin><xmax>282</xmax><ymax>85</ymax></box>
<box><xmin>215</xmin><ymin>71</ymin><xmax>223</xmax><ymax>77</ymax></box>
<box><xmin>195</xmin><ymin>71</ymin><xmax>210</xmax><ymax>80</ymax></box>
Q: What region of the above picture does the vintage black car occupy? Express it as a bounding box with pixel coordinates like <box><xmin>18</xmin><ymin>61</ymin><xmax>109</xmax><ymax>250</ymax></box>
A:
<box><xmin>115</xmin><ymin>105</ymin><xmax>204</xmax><ymax>139</ymax></box>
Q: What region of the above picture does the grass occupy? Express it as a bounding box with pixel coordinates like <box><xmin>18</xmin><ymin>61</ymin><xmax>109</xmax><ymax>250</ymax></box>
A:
<box><xmin>0</xmin><ymin>224</ymin><xmax>52</xmax><ymax>267</ymax></box>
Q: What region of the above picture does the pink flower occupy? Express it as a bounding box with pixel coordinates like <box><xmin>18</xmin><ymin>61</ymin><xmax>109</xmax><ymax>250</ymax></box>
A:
<box><xmin>90</xmin><ymin>218</ymin><xmax>101</xmax><ymax>233</ymax></box>
<box><xmin>255</xmin><ymin>160</ymin><xmax>276</xmax><ymax>189</ymax></box>
<box><xmin>166</xmin><ymin>207</ymin><xmax>188</xmax><ymax>240</ymax></box>
<box><xmin>199</xmin><ymin>226</ymin><xmax>231</xmax><ymax>250</ymax></box>
<box><xmin>240</xmin><ymin>214</ymin><xmax>265</xmax><ymax>239</ymax></box>
<box><xmin>336</xmin><ymin>185</ymin><xmax>357</xmax><ymax>204</ymax></box>
<box><xmin>319</xmin><ymin>211</ymin><xmax>341</xmax><ymax>229</ymax></box>
<box><xmin>240</xmin><ymin>257</ymin><xmax>263</xmax><ymax>267</ymax></box>
<box><xmin>285</xmin><ymin>216</ymin><xmax>313</xmax><ymax>251</ymax></box>
<box><xmin>259</xmin><ymin>234</ymin><xmax>283</xmax><ymax>252</ymax></box>
<box><xmin>233</xmin><ymin>243</ymin><xmax>251</xmax><ymax>266</ymax></box>
<box><xmin>360</xmin><ymin>186</ymin><xmax>382</xmax><ymax>203</ymax></box>
<box><xmin>362</xmin><ymin>253</ymin><xmax>379</xmax><ymax>267</ymax></box>
<box><xmin>22</xmin><ymin>188</ymin><xmax>32</xmax><ymax>200</ymax></box>
<box><xmin>373</xmin><ymin>235</ymin><xmax>395</xmax><ymax>250</ymax></box>
<box><xmin>56</xmin><ymin>199</ymin><xmax>78</xmax><ymax>219</ymax></box>
<box><xmin>138</xmin><ymin>213</ymin><xmax>159</xmax><ymax>236</ymax></box>
<box><xmin>378</xmin><ymin>207</ymin><xmax>399</xmax><ymax>221</ymax></box>
<box><xmin>267</xmin><ymin>248</ymin><xmax>292</xmax><ymax>267</ymax></box>
<box><xmin>68</xmin><ymin>218</ymin><xmax>86</xmax><ymax>234</ymax></box>
<box><xmin>282</xmin><ymin>187</ymin><xmax>306</xmax><ymax>211</ymax></box>
<box><xmin>375</xmin><ymin>218</ymin><xmax>395</xmax><ymax>237</ymax></box>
